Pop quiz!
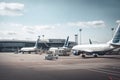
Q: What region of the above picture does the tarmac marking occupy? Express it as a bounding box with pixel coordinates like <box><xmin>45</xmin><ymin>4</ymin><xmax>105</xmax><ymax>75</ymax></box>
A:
<box><xmin>87</xmin><ymin>68</ymin><xmax>120</xmax><ymax>79</ymax></box>
<box><xmin>92</xmin><ymin>68</ymin><xmax>120</xmax><ymax>74</ymax></box>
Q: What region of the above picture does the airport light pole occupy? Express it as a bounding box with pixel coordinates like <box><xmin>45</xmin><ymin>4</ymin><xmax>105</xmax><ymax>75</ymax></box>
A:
<box><xmin>79</xmin><ymin>29</ymin><xmax>82</xmax><ymax>45</ymax></box>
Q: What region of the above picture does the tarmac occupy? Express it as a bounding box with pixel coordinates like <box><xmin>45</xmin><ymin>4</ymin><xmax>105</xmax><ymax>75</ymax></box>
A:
<box><xmin>0</xmin><ymin>52</ymin><xmax>120</xmax><ymax>80</ymax></box>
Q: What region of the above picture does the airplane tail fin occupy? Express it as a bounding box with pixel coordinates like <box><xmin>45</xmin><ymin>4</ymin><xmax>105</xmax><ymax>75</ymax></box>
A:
<box><xmin>34</xmin><ymin>36</ymin><xmax>40</xmax><ymax>48</ymax></box>
<box><xmin>110</xmin><ymin>24</ymin><xmax>120</xmax><ymax>46</ymax></box>
<box><xmin>89</xmin><ymin>39</ymin><xmax>92</xmax><ymax>44</ymax></box>
<box><xmin>63</xmin><ymin>36</ymin><xmax>69</xmax><ymax>47</ymax></box>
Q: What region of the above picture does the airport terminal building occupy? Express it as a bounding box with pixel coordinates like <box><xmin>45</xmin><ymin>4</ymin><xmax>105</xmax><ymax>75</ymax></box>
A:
<box><xmin>0</xmin><ymin>39</ymin><xmax>76</xmax><ymax>52</ymax></box>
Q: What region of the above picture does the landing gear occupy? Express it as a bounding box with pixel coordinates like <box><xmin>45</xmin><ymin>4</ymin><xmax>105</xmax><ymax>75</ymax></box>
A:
<box><xmin>28</xmin><ymin>52</ymin><xmax>31</xmax><ymax>54</ymax></box>
<box><xmin>81</xmin><ymin>54</ymin><xmax>86</xmax><ymax>58</ymax></box>
<box><xmin>35</xmin><ymin>51</ymin><xmax>38</xmax><ymax>54</ymax></box>
<box><xmin>93</xmin><ymin>54</ymin><xmax>98</xmax><ymax>57</ymax></box>
<box><xmin>73</xmin><ymin>50</ymin><xmax>81</xmax><ymax>56</ymax></box>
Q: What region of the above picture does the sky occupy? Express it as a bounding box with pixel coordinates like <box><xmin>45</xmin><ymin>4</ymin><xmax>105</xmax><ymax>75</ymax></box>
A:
<box><xmin>0</xmin><ymin>0</ymin><xmax>120</xmax><ymax>44</ymax></box>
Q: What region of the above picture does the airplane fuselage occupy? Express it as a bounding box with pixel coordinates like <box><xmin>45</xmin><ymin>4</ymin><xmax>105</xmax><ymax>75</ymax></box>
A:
<box><xmin>72</xmin><ymin>24</ymin><xmax>120</xmax><ymax>57</ymax></box>
<box><xmin>20</xmin><ymin>47</ymin><xmax>37</xmax><ymax>52</ymax></box>
<box><xmin>19</xmin><ymin>36</ymin><xmax>40</xmax><ymax>53</ymax></box>
<box><xmin>72</xmin><ymin>43</ymin><xmax>114</xmax><ymax>53</ymax></box>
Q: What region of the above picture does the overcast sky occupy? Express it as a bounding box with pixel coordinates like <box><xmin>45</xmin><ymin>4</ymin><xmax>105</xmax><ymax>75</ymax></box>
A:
<box><xmin>0</xmin><ymin>0</ymin><xmax>120</xmax><ymax>44</ymax></box>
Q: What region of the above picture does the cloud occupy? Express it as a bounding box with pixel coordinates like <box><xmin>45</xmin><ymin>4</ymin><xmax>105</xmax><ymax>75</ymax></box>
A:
<box><xmin>0</xmin><ymin>31</ymin><xmax>17</xmax><ymax>35</ymax></box>
<box><xmin>0</xmin><ymin>2</ymin><xmax>24</xmax><ymax>16</ymax></box>
<box><xmin>0</xmin><ymin>31</ymin><xmax>4</xmax><ymax>35</ymax></box>
<box><xmin>22</xmin><ymin>25</ymin><xmax>55</xmax><ymax>34</ymax></box>
<box><xmin>67</xmin><ymin>20</ymin><xmax>106</xmax><ymax>28</ymax></box>
<box><xmin>0</xmin><ymin>22</ymin><xmax>23</xmax><ymax>27</ymax></box>
<box><xmin>116</xmin><ymin>20</ymin><xmax>120</xmax><ymax>24</ymax></box>
<box><xmin>0</xmin><ymin>22</ymin><xmax>56</xmax><ymax>35</ymax></box>
<box><xmin>35</xmin><ymin>25</ymin><xmax>55</xmax><ymax>30</ymax></box>
<box><xmin>22</xmin><ymin>26</ymin><xmax>35</xmax><ymax>34</ymax></box>
<box><xmin>7</xmin><ymin>31</ymin><xmax>17</xmax><ymax>35</ymax></box>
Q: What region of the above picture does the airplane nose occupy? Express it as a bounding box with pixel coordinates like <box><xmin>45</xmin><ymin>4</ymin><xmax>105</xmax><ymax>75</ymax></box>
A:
<box><xmin>72</xmin><ymin>46</ymin><xmax>74</xmax><ymax>49</ymax></box>
<box><xmin>72</xmin><ymin>49</ymin><xmax>80</xmax><ymax>56</ymax></box>
<box><xmin>72</xmin><ymin>46</ymin><xmax>76</xmax><ymax>50</ymax></box>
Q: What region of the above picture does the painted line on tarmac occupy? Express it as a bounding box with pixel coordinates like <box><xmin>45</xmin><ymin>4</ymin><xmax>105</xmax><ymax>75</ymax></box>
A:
<box><xmin>93</xmin><ymin>68</ymin><xmax>120</xmax><ymax>74</ymax></box>
<box><xmin>87</xmin><ymin>68</ymin><xmax>120</xmax><ymax>77</ymax></box>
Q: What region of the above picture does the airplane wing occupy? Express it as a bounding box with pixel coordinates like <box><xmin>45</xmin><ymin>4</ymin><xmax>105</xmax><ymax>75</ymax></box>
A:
<box><xmin>111</xmin><ymin>43</ymin><xmax>120</xmax><ymax>47</ymax></box>
<box><xmin>80</xmin><ymin>49</ymin><xmax>94</xmax><ymax>53</ymax></box>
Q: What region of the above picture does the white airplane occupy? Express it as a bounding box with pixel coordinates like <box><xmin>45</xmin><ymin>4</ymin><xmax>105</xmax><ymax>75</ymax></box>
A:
<box><xmin>49</xmin><ymin>36</ymin><xmax>70</xmax><ymax>56</ymax></box>
<box><xmin>20</xmin><ymin>36</ymin><xmax>40</xmax><ymax>54</ymax></box>
<box><xmin>72</xmin><ymin>24</ymin><xmax>120</xmax><ymax>57</ymax></box>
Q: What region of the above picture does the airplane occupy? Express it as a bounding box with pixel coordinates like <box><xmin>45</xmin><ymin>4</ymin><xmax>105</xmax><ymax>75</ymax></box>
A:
<box><xmin>72</xmin><ymin>24</ymin><xmax>120</xmax><ymax>58</ymax></box>
<box><xmin>49</xmin><ymin>36</ymin><xmax>70</xmax><ymax>56</ymax></box>
<box><xmin>19</xmin><ymin>36</ymin><xmax>40</xmax><ymax>54</ymax></box>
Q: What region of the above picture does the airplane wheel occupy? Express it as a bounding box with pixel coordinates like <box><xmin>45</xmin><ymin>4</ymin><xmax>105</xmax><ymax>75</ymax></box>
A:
<box><xmin>94</xmin><ymin>54</ymin><xmax>98</xmax><ymax>57</ymax></box>
<box><xmin>82</xmin><ymin>54</ymin><xmax>85</xmax><ymax>58</ymax></box>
